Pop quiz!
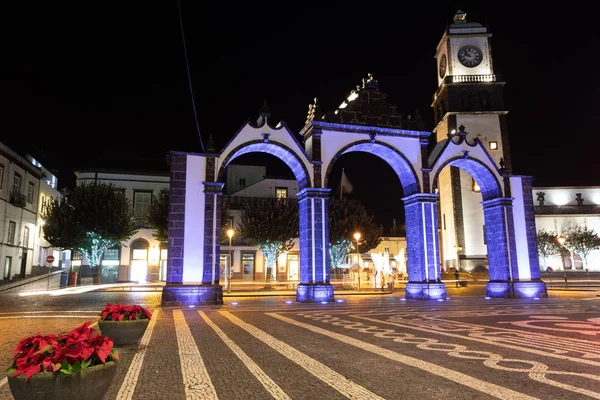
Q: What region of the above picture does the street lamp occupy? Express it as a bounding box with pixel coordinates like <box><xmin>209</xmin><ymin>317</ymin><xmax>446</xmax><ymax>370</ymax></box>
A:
<box><xmin>557</xmin><ymin>235</ymin><xmax>567</xmax><ymax>287</ymax></box>
<box><xmin>226</xmin><ymin>228</ymin><xmax>235</xmax><ymax>294</ymax></box>
<box><xmin>354</xmin><ymin>232</ymin><xmax>361</xmax><ymax>292</ymax></box>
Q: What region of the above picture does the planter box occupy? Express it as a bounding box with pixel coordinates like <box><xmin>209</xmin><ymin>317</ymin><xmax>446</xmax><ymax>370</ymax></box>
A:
<box><xmin>7</xmin><ymin>361</ymin><xmax>117</xmax><ymax>400</ymax></box>
<box><xmin>98</xmin><ymin>318</ymin><xmax>150</xmax><ymax>346</ymax></box>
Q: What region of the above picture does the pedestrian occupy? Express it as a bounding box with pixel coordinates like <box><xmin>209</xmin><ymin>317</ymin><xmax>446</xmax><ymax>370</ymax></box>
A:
<box><xmin>379</xmin><ymin>270</ymin><xmax>385</xmax><ymax>291</ymax></box>
<box><xmin>387</xmin><ymin>271</ymin><xmax>395</xmax><ymax>292</ymax></box>
<box><xmin>454</xmin><ymin>267</ymin><xmax>460</xmax><ymax>288</ymax></box>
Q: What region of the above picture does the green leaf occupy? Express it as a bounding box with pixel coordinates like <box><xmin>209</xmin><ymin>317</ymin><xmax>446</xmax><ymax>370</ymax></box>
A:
<box><xmin>60</xmin><ymin>368</ymin><xmax>74</xmax><ymax>375</ymax></box>
<box><xmin>71</xmin><ymin>361</ymin><xmax>82</xmax><ymax>374</ymax></box>
<box><xmin>5</xmin><ymin>367</ymin><xmax>16</xmax><ymax>375</ymax></box>
<box><xmin>81</xmin><ymin>359</ymin><xmax>91</xmax><ymax>369</ymax></box>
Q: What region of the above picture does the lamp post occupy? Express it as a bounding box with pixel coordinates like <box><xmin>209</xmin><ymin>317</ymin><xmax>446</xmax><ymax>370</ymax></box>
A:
<box><xmin>557</xmin><ymin>235</ymin><xmax>567</xmax><ymax>288</ymax></box>
<box><xmin>226</xmin><ymin>228</ymin><xmax>235</xmax><ymax>294</ymax></box>
<box><xmin>354</xmin><ymin>232</ymin><xmax>361</xmax><ymax>292</ymax></box>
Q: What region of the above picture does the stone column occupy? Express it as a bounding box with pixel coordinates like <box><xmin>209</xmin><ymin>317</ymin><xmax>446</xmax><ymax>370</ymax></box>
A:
<box><xmin>482</xmin><ymin>197</ymin><xmax>519</xmax><ymax>298</ymax></box>
<box><xmin>402</xmin><ymin>193</ymin><xmax>446</xmax><ymax>300</ymax></box>
<box><xmin>508</xmin><ymin>176</ymin><xmax>548</xmax><ymax>298</ymax></box>
<box><xmin>296</xmin><ymin>188</ymin><xmax>334</xmax><ymax>302</ymax></box>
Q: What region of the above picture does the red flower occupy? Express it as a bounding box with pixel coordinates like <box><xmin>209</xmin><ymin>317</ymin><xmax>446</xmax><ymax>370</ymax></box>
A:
<box><xmin>100</xmin><ymin>304</ymin><xmax>152</xmax><ymax>321</ymax></box>
<box><xmin>7</xmin><ymin>322</ymin><xmax>118</xmax><ymax>381</ymax></box>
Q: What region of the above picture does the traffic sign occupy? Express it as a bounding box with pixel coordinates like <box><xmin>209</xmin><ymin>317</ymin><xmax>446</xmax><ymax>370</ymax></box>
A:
<box><xmin>46</xmin><ymin>255</ymin><xmax>55</xmax><ymax>264</ymax></box>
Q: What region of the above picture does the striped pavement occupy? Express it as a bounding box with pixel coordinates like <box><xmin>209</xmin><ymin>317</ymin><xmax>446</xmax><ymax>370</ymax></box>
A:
<box><xmin>0</xmin><ymin>297</ymin><xmax>599</xmax><ymax>399</ymax></box>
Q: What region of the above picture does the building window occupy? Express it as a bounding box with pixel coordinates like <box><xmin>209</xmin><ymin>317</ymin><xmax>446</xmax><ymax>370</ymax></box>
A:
<box><xmin>23</xmin><ymin>226</ymin><xmax>30</xmax><ymax>248</ymax></box>
<box><xmin>472</xmin><ymin>178</ymin><xmax>481</xmax><ymax>193</ymax></box>
<box><xmin>133</xmin><ymin>191</ymin><xmax>152</xmax><ymax>227</ymax></box>
<box><xmin>12</xmin><ymin>173</ymin><xmax>21</xmax><ymax>195</ymax></box>
<box><xmin>101</xmin><ymin>244</ymin><xmax>121</xmax><ymax>266</ymax></box>
<box><xmin>489</xmin><ymin>141</ymin><xmax>498</xmax><ymax>150</ymax></box>
<box><xmin>8</xmin><ymin>221</ymin><xmax>16</xmax><ymax>244</ymax></box>
<box><xmin>275</xmin><ymin>187</ymin><xmax>288</xmax><ymax>199</ymax></box>
<box><xmin>239</xmin><ymin>178</ymin><xmax>246</xmax><ymax>187</ymax></box>
<box><xmin>0</xmin><ymin>164</ymin><xmax>4</xmax><ymax>189</ymax></box>
<box><xmin>27</xmin><ymin>182</ymin><xmax>34</xmax><ymax>203</ymax></box>
<box><xmin>4</xmin><ymin>257</ymin><xmax>12</xmax><ymax>279</ymax></box>
<box><xmin>443</xmin><ymin>214</ymin><xmax>446</xmax><ymax>230</ymax></box>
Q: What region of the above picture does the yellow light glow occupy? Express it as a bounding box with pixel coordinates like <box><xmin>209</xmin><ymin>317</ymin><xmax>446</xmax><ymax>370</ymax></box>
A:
<box><xmin>353</xmin><ymin>232</ymin><xmax>361</xmax><ymax>241</ymax></box>
<box><xmin>347</xmin><ymin>92</ymin><xmax>358</xmax><ymax>101</ymax></box>
<box><xmin>227</xmin><ymin>229</ymin><xmax>235</xmax><ymax>239</ymax></box>
<box><xmin>489</xmin><ymin>141</ymin><xmax>498</xmax><ymax>150</ymax></box>
<box><xmin>39</xmin><ymin>220</ymin><xmax>45</xmax><ymax>226</ymax></box>
<box><xmin>557</xmin><ymin>236</ymin><xmax>566</xmax><ymax>246</ymax></box>
<box><xmin>339</xmin><ymin>101</ymin><xmax>348</xmax><ymax>109</ymax></box>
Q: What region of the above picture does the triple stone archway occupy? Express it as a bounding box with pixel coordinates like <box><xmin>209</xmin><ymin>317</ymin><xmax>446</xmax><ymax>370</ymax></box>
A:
<box><xmin>161</xmin><ymin>103</ymin><xmax>547</xmax><ymax>306</ymax></box>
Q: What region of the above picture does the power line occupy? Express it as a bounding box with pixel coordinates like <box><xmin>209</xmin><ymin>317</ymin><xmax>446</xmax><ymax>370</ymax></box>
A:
<box><xmin>176</xmin><ymin>0</ymin><xmax>205</xmax><ymax>153</ymax></box>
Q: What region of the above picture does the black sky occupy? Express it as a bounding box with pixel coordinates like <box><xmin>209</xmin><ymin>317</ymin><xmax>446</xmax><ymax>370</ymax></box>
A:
<box><xmin>2</xmin><ymin>1</ymin><xmax>599</xmax><ymax>231</ymax></box>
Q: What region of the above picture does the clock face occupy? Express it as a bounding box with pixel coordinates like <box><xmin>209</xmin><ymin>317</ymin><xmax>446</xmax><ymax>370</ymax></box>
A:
<box><xmin>457</xmin><ymin>45</ymin><xmax>483</xmax><ymax>67</ymax></box>
<box><xmin>439</xmin><ymin>54</ymin><xmax>447</xmax><ymax>78</ymax></box>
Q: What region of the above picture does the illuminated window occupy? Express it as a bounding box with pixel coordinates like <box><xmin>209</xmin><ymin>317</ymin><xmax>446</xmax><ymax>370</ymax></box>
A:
<box><xmin>133</xmin><ymin>191</ymin><xmax>152</xmax><ymax>227</ymax></box>
<box><xmin>275</xmin><ymin>187</ymin><xmax>288</xmax><ymax>199</ymax></box>
<box><xmin>489</xmin><ymin>141</ymin><xmax>498</xmax><ymax>150</ymax></box>
<box><xmin>23</xmin><ymin>226</ymin><xmax>30</xmax><ymax>248</ymax></box>
<box><xmin>472</xmin><ymin>178</ymin><xmax>481</xmax><ymax>193</ymax></box>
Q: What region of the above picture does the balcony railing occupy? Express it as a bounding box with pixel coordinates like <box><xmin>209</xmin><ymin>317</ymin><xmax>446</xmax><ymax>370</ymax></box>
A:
<box><xmin>9</xmin><ymin>192</ymin><xmax>27</xmax><ymax>208</ymax></box>
<box><xmin>451</xmin><ymin>74</ymin><xmax>497</xmax><ymax>83</ymax></box>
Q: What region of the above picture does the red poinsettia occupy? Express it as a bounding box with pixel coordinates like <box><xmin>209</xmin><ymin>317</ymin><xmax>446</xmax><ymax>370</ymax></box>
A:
<box><xmin>101</xmin><ymin>304</ymin><xmax>152</xmax><ymax>321</ymax></box>
<box><xmin>6</xmin><ymin>321</ymin><xmax>119</xmax><ymax>381</ymax></box>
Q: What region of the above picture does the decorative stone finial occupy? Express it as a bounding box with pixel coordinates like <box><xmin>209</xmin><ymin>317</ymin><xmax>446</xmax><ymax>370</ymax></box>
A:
<box><xmin>260</xmin><ymin>100</ymin><xmax>271</xmax><ymax>117</ymax></box>
<box><xmin>206</xmin><ymin>134</ymin><xmax>215</xmax><ymax>153</ymax></box>
<box><xmin>362</xmin><ymin>73</ymin><xmax>379</xmax><ymax>89</ymax></box>
<box><xmin>305</xmin><ymin>97</ymin><xmax>320</xmax><ymax>125</ymax></box>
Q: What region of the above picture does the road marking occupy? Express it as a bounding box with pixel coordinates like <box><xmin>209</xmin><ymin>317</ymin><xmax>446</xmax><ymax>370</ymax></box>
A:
<box><xmin>220</xmin><ymin>311</ymin><xmax>384</xmax><ymax>400</ymax></box>
<box><xmin>115</xmin><ymin>310</ymin><xmax>160</xmax><ymax>400</ymax></box>
<box><xmin>173</xmin><ymin>310</ymin><xmax>218</xmax><ymax>399</ymax></box>
<box><xmin>198</xmin><ymin>311</ymin><xmax>291</xmax><ymax>400</ymax></box>
<box><xmin>269</xmin><ymin>312</ymin><xmax>538</xmax><ymax>400</ymax></box>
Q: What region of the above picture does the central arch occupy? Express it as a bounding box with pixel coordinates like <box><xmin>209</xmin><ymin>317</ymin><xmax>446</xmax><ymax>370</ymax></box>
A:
<box><xmin>324</xmin><ymin>140</ymin><xmax>421</xmax><ymax>196</ymax></box>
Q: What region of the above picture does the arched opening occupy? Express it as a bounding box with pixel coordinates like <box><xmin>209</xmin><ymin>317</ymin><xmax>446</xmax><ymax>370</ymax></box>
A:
<box><xmin>130</xmin><ymin>239</ymin><xmax>149</xmax><ymax>283</ymax></box>
<box><xmin>218</xmin><ymin>143</ymin><xmax>309</xmax><ymax>289</ymax></box>
<box><xmin>432</xmin><ymin>156</ymin><xmax>507</xmax><ymax>288</ymax></box>
<box><xmin>325</xmin><ymin>141</ymin><xmax>420</xmax><ymax>292</ymax></box>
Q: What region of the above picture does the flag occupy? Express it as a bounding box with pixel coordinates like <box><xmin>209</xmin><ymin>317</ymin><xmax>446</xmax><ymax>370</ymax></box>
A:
<box><xmin>339</xmin><ymin>168</ymin><xmax>353</xmax><ymax>199</ymax></box>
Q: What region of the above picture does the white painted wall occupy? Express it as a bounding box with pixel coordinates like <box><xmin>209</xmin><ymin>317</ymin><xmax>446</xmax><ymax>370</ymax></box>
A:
<box><xmin>230</xmin><ymin>178</ymin><xmax>298</xmax><ymax>198</ymax></box>
<box><xmin>448</xmin><ymin>35</ymin><xmax>492</xmax><ymax>77</ymax></box>
<box><xmin>226</xmin><ymin>164</ymin><xmax>266</xmax><ymax>194</ymax></box>
<box><xmin>183</xmin><ymin>155</ymin><xmax>206</xmax><ymax>283</ymax></box>
<box><xmin>455</xmin><ymin>114</ymin><xmax>503</xmax><ymax>167</ymax></box>
<box><xmin>510</xmin><ymin>176</ymin><xmax>532</xmax><ymax>280</ymax></box>
<box><xmin>460</xmin><ymin>170</ymin><xmax>486</xmax><ymax>256</ymax></box>
<box><xmin>532</xmin><ymin>187</ymin><xmax>600</xmax><ymax>206</ymax></box>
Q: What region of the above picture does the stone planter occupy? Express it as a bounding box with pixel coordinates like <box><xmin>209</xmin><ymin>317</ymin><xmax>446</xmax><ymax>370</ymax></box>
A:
<box><xmin>7</xmin><ymin>361</ymin><xmax>117</xmax><ymax>400</ymax></box>
<box><xmin>98</xmin><ymin>318</ymin><xmax>150</xmax><ymax>346</ymax></box>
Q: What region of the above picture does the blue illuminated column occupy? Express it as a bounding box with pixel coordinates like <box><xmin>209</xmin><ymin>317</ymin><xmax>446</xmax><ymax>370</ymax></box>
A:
<box><xmin>508</xmin><ymin>176</ymin><xmax>548</xmax><ymax>298</ymax></box>
<box><xmin>296</xmin><ymin>188</ymin><xmax>334</xmax><ymax>302</ymax></box>
<box><xmin>403</xmin><ymin>193</ymin><xmax>446</xmax><ymax>300</ymax></box>
<box><xmin>482</xmin><ymin>197</ymin><xmax>518</xmax><ymax>298</ymax></box>
<box><xmin>202</xmin><ymin>182</ymin><xmax>224</xmax><ymax>287</ymax></box>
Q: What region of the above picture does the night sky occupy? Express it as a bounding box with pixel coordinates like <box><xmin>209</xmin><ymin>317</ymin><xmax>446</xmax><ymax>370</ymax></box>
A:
<box><xmin>2</xmin><ymin>1</ymin><xmax>599</xmax><ymax>233</ymax></box>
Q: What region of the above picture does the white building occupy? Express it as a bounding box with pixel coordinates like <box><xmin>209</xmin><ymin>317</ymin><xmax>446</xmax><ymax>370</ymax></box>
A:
<box><xmin>0</xmin><ymin>142</ymin><xmax>62</xmax><ymax>281</ymax></box>
<box><xmin>74</xmin><ymin>169</ymin><xmax>170</xmax><ymax>283</ymax></box>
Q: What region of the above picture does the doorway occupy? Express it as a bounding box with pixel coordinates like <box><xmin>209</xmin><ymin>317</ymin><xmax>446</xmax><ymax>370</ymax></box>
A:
<box><xmin>20</xmin><ymin>250</ymin><xmax>27</xmax><ymax>278</ymax></box>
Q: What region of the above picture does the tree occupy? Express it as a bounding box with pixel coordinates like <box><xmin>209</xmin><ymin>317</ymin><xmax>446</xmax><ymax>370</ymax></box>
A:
<box><xmin>43</xmin><ymin>182</ymin><xmax>139</xmax><ymax>268</ymax></box>
<box><xmin>220</xmin><ymin>196</ymin><xmax>232</xmax><ymax>242</ymax></box>
<box><xmin>144</xmin><ymin>190</ymin><xmax>232</xmax><ymax>243</ymax></box>
<box><xmin>536</xmin><ymin>229</ymin><xmax>561</xmax><ymax>269</ymax></box>
<box><xmin>145</xmin><ymin>189</ymin><xmax>169</xmax><ymax>243</ymax></box>
<box><xmin>564</xmin><ymin>226</ymin><xmax>600</xmax><ymax>268</ymax></box>
<box><xmin>238</xmin><ymin>197</ymin><xmax>299</xmax><ymax>281</ymax></box>
<box><xmin>328</xmin><ymin>198</ymin><xmax>383</xmax><ymax>269</ymax></box>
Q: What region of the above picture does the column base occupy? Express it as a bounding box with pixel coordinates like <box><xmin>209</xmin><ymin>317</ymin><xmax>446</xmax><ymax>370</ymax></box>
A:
<box><xmin>513</xmin><ymin>281</ymin><xmax>548</xmax><ymax>298</ymax></box>
<box><xmin>486</xmin><ymin>281</ymin><xmax>548</xmax><ymax>298</ymax></box>
<box><xmin>161</xmin><ymin>284</ymin><xmax>223</xmax><ymax>306</ymax></box>
<box><xmin>296</xmin><ymin>283</ymin><xmax>334</xmax><ymax>303</ymax></box>
<box><xmin>405</xmin><ymin>282</ymin><xmax>446</xmax><ymax>300</ymax></box>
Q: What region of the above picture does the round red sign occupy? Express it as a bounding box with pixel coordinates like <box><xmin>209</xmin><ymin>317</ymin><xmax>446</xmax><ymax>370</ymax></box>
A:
<box><xmin>46</xmin><ymin>255</ymin><xmax>55</xmax><ymax>264</ymax></box>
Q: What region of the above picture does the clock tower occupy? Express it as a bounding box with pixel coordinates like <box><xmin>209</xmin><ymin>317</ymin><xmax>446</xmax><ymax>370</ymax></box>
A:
<box><xmin>432</xmin><ymin>10</ymin><xmax>512</xmax><ymax>271</ymax></box>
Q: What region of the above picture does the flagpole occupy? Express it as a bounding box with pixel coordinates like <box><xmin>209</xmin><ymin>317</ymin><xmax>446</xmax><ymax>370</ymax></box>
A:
<box><xmin>340</xmin><ymin>168</ymin><xmax>344</xmax><ymax>200</ymax></box>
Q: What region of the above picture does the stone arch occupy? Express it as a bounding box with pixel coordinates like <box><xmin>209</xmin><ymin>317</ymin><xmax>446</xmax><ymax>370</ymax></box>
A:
<box><xmin>324</xmin><ymin>140</ymin><xmax>421</xmax><ymax>196</ymax></box>
<box><xmin>217</xmin><ymin>140</ymin><xmax>312</xmax><ymax>190</ymax></box>
<box><xmin>431</xmin><ymin>155</ymin><xmax>503</xmax><ymax>201</ymax></box>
